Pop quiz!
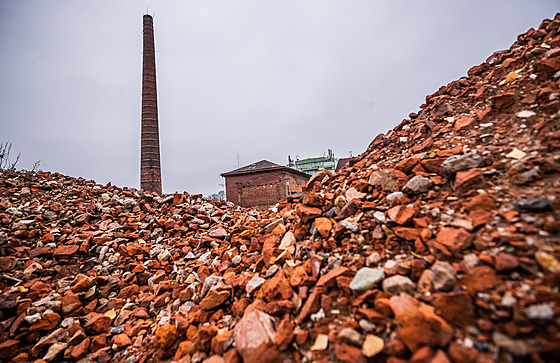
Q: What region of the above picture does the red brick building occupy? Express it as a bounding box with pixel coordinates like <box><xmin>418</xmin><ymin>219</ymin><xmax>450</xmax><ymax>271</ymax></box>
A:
<box><xmin>221</xmin><ymin>160</ymin><xmax>310</xmax><ymax>208</ymax></box>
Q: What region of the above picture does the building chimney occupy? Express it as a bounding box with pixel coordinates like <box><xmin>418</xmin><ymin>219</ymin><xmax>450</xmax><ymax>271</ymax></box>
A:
<box><xmin>140</xmin><ymin>14</ymin><xmax>162</xmax><ymax>194</ymax></box>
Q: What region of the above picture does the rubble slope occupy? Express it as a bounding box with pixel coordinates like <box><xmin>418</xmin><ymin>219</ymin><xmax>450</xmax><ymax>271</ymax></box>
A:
<box><xmin>1</xmin><ymin>12</ymin><xmax>560</xmax><ymax>363</ymax></box>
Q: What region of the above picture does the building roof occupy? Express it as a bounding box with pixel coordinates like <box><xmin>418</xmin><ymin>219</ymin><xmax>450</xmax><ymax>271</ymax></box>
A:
<box><xmin>336</xmin><ymin>157</ymin><xmax>351</xmax><ymax>171</ymax></box>
<box><xmin>221</xmin><ymin>160</ymin><xmax>309</xmax><ymax>178</ymax></box>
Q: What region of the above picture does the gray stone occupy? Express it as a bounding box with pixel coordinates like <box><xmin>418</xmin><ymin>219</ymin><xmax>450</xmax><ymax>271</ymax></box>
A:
<box><xmin>463</xmin><ymin>253</ymin><xmax>480</xmax><ymax>271</ymax></box>
<box><xmin>266</xmin><ymin>264</ymin><xmax>280</xmax><ymax>278</ymax></box>
<box><xmin>341</xmin><ymin>220</ymin><xmax>359</xmax><ymax>232</ymax></box>
<box><xmin>43</xmin><ymin>342</ymin><xmax>68</xmax><ymax>362</ymax></box>
<box><xmin>110</xmin><ymin>325</ymin><xmax>124</xmax><ymax>334</ymax></box>
<box><xmin>192</xmin><ymin>217</ymin><xmax>205</xmax><ymax>225</ymax></box>
<box><xmin>209</xmin><ymin>227</ymin><xmax>227</xmax><ymax>239</ymax></box>
<box><xmin>403</xmin><ymin>175</ymin><xmax>433</xmax><ymax>194</ymax></box>
<box><xmin>386</xmin><ymin>192</ymin><xmax>404</xmax><ymax>203</ymax></box>
<box><xmin>232</xmin><ymin>255</ymin><xmax>242</xmax><ymax>265</ymax></box>
<box><xmin>334</xmin><ymin>195</ymin><xmax>347</xmax><ymax>208</ymax></box>
<box><xmin>45</xmin><ymin>300</ymin><xmax>62</xmax><ymax>313</ymax></box>
<box><xmin>346</xmin><ymin>187</ymin><xmax>367</xmax><ymax>200</ymax></box>
<box><xmin>431</xmin><ymin>261</ymin><xmax>457</xmax><ymax>291</ymax></box>
<box><xmin>366</xmin><ymin>252</ymin><xmax>381</xmax><ymax>267</ymax></box>
<box><xmin>383</xmin><ymin>260</ymin><xmax>399</xmax><ymax>275</ymax></box>
<box><xmin>122</xmin><ymin>198</ymin><xmax>137</xmax><ymax>209</ymax></box>
<box><xmin>25</xmin><ymin>313</ymin><xmax>41</xmax><ymax>324</ymax></box>
<box><xmin>349</xmin><ymin>268</ymin><xmax>385</xmax><ymax>291</ymax></box>
<box><xmin>200</xmin><ymin>275</ymin><xmax>222</xmax><ymax>298</ymax></box>
<box><xmin>441</xmin><ymin>153</ymin><xmax>484</xmax><ymax>174</ymax></box>
<box><xmin>338</xmin><ymin>328</ymin><xmax>363</xmax><ymax>346</ymax></box>
<box><xmin>150</xmin><ymin>227</ymin><xmax>164</xmax><ymax>240</ymax></box>
<box><xmin>98</xmin><ymin>245</ymin><xmax>109</xmax><ymax>261</ymax></box>
<box><xmin>521</xmin><ymin>167</ymin><xmax>539</xmax><ymax>180</ymax></box>
<box><xmin>524</xmin><ymin>303</ymin><xmax>555</xmax><ymax>320</ymax></box>
<box><xmin>85</xmin><ymin>286</ymin><xmax>96</xmax><ymax>299</ymax></box>
<box><xmin>24</xmin><ymin>262</ymin><xmax>43</xmax><ymax>276</ymax></box>
<box><xmin>43</xmin><ymin>210</ymin><xmax>58</xmax><ymax>220</ymax></box>
<box><xmin>417</xmin><ymin>269</ymin><xmax>434</xmax><ymax>292</ymax></box>
<box><xmin>359</xmin><ymin>319</ymin><xmax>377</xmax><ymax>332</ymax></box>
<box><xmin>198</xmin><ymin>251</ymin><xmax>212</xmax><ymax>264</ymax></box>
<box><xmin>513</xmin><ymin>198</ymin><xmax>553</xmax><ymax>213</ymax></box>
<box><xmin>246</xmin><ymin>276</ymin><xmax>265</xmax><ymax>294</ymax></box>
<box><xmin>501</xmin><ymin>295</ymin><xmax>517</xmax><ymax>308</ymax></box>
<box><xmin>492</xmin><ymin>332</ymin><xmax>528</xmax><ymax>356</ymax></box>
<box><xmin>382</xmin><ymin>275</ymin><xmax>415</xmax><ymax>295</ymax></box>
<box><xmin>61</xmin><ymin>317</ymin><xmax>75</xmax><ymax>328</ymax></box>
<box><xmin>157</xmin><ymin>250</ymin><xmax>171</xmax><ymax>262</ymax></box>
<box><xmin>310</xmin><ymin>308</ymin><xmax>326</xmax><ymax>322</ymax></box>
<box><xmin>373</xmin><ymin>211</ymin><xmax>386</xmax><ymax>223</ymax></box>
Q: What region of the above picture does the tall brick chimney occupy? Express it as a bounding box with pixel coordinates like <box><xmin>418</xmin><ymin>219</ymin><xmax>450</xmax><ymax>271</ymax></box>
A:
<box><xmin>140</xmin><ymin>14</ymin><xmax>162</xmax><ymax>194</ymax></box>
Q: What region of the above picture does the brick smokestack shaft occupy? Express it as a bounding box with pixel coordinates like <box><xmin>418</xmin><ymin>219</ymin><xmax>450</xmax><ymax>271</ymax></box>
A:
<box><xmin>140</xmin><ymin>14</ymin><xmax>162</xmax><ymax>194</ymax></box>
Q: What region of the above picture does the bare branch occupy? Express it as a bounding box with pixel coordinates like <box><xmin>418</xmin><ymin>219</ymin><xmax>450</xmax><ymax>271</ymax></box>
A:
<box><xmin>32</xmin><ymin>160</ymin><xmax>41</xmax><ymax>172</ymax></box>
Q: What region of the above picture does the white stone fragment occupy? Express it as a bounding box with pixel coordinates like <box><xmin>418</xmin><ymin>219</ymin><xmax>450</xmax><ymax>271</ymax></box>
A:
<box><xmin>506</xmin><ymin>148</ymin><xmax>526</xmax><ymax>160</ymax></box>
<box><xmin>516</xmin><ymin>110</ymin><xmax>536</xmax><ymax>118</ymax></box>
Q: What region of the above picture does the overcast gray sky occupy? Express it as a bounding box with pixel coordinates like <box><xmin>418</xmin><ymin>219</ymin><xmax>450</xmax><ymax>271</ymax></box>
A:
<box><xmin>1</xmin><ymin>1</ymin><xmax>557</xmax><ymax>196</ymax></box>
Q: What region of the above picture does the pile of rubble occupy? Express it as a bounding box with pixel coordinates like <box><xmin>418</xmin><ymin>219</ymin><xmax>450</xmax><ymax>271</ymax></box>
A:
<box><xmin>1</xmin><ymin>12</ymin><xmax>560</xmax><ymax>363</ymax></box>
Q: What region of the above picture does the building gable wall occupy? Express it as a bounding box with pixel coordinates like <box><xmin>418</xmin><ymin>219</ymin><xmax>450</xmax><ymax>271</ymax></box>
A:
<box><xmin>224</xmin><ymin>169</ymin><xmax>308</xmax><ymax>208</ymax></box>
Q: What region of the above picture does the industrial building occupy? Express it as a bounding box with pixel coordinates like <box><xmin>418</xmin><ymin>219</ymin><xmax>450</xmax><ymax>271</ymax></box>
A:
<box><xmin>221</xmin><ymin>160</ymin><xmax>310</xmax><ymax>208</ymax></box>
<box><xmin>287</xmin><ymin>149</ymin><xmax>336</xmax><ymax>175</ymax></box>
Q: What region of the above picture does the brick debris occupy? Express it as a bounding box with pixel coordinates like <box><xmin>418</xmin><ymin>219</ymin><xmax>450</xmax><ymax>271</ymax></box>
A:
<box><xmin>1</xmin><ymin>12</ymin><xmax>560</xmax><ymax>363</ymax></box>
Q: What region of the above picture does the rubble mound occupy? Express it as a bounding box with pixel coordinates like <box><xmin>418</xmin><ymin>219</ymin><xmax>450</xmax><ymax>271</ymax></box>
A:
<box><xmin>1</xmin><ymin>13</ymin><xmax>560</xmax><ymax>363</ymax></box>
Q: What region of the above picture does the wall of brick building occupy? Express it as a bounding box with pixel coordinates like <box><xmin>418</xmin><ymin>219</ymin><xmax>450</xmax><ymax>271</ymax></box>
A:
<box><xmin>284</xmin><ymin>172</ymin><xmax>308</xmax><ymax>195</ymax></box>
<box><xmin>224</xmin><ymin>169</ymin><xmax>308</xmax><ymax>208</ymax></box>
